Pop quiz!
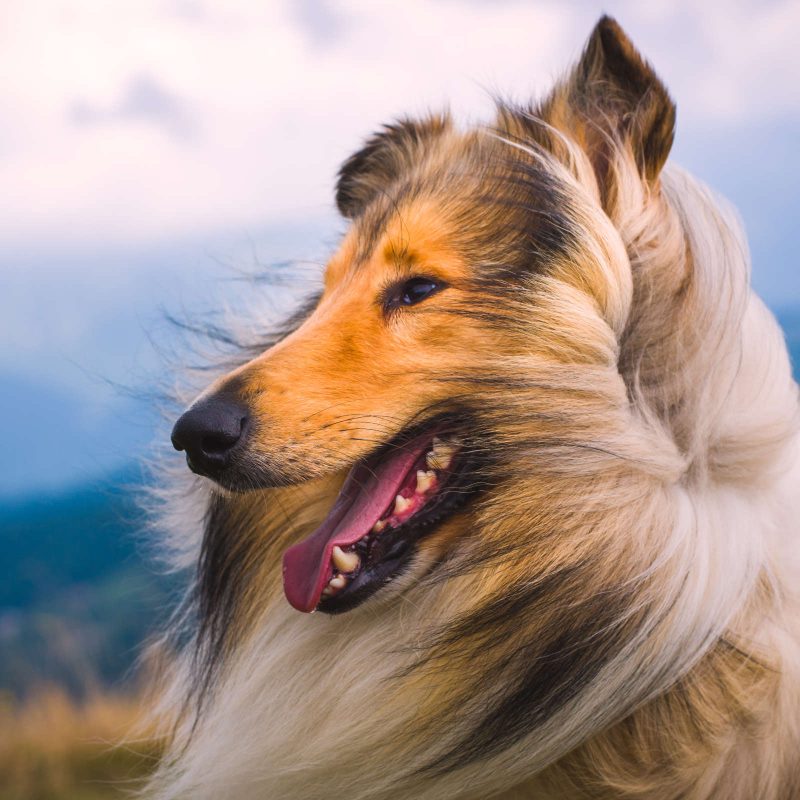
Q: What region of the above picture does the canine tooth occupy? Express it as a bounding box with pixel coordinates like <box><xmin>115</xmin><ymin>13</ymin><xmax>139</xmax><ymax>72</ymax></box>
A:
<box><xmin>394</xmin><ymin>494</ymin><xmax>412</xmax><ymax>515</ymax></box>
<box><xmin>416</xmin><ymin>470</ymin><xmax>437</xmax><ymax>494</ymax></box>
<box><xmin>428</xmin><ymin>437</ymin><xmax>457</xmax><ymax>470</ymax></box>
<box><xmin>329</xmin><ymin>575</ymin><xmax>347</xmax><ymax>590</ymax></box>
<box><xmin>332</xmin><ymin>546</ymin><xmax>360</xmax><ymax>573</ymax></box>
<box><xmin>372</xmin><ymin>518</ymin><xmax>388</xmax><ymax>533</ymax></box>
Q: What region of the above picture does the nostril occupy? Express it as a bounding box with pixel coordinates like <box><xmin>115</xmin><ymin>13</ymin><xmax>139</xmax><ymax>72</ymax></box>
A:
<box><xmin>201</xmin><ymin>428</ymin><xmax>241</xmax><ymax>456</ymax></box>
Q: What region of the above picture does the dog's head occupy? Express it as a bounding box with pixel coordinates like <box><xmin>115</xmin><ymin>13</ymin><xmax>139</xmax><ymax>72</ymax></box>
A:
<box><xmin>171</xmin><ymin>17</ymin><xmax>676</xmax><ymax>614</ymax></box>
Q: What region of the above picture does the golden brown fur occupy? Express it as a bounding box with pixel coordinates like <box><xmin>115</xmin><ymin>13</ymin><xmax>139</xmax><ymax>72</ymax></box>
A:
<box><xmin>146</xmin><ymin>17</ymin><xmax>800</xmax><ymax>799</ymax></box>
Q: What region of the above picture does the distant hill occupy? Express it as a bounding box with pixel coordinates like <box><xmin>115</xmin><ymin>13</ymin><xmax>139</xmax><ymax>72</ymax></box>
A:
<box><xmin>0</xmin><ymin>471</ymin><xmax>175</xmax><ymax>695</ymax></box>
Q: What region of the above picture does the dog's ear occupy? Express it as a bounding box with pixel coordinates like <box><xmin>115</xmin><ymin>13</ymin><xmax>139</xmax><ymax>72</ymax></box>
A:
<box><xmin>335</xmin><ymin>114</ymin><xmax>450</xmax><ymax>218</ymax></box>
<box><xmin>502</xmin><ymin>16</ymin><xmax>675</xmax><ymax>206</ymax></box>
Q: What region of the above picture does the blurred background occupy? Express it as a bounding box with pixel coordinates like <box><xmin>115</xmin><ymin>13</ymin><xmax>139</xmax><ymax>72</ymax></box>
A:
<box><xmin>1</xmin><ymin>1</ymin><xmax>798</xmax><ymax>797</ymax></box>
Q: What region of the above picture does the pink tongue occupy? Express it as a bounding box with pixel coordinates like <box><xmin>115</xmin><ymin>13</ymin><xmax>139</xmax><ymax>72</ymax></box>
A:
<box><xmin>282</xmin><ymin>436</ymin><xmax>430</xmax><ymax>612</ymax></box>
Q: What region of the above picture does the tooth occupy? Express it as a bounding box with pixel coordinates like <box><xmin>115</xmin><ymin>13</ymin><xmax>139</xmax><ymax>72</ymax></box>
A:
<box><xmin>329</xmin><ymin>575</ymin><xmax>347</xmax><ymax>590</ymax></box>
<box><xmin>429</xmin><ymin>437</ymin><xmax>457</xmax><ymax>470</ymax></box>
<box><xmin>332</xmin><ymin>546</ymin><xmax>360</xmax><ymax>573</ymax></box>
<box><xmin>322</xmin><ymin>587</ymin><xmax>333</xmax><ymax>597</ymax></box>
<box><xmin>416</xmin><ymin>470</ymin><xmax>437</xmax><ymax>494</ymax></box>
<box><xmin>394</xmin><ymin>494</ymin><xmax>412</xmax><ymax>515</ymax></box>
<box><xmin>372</xmin><ymin>518</ymin><xmax>388</xmax><ymax>533</ymax></box>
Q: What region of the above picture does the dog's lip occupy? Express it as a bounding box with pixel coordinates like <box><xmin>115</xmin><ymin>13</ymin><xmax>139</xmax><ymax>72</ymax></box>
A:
<box><xmin>281</xmin><ymin>432</ymin><xmax>435</xmax><ymax>613</ymax></box>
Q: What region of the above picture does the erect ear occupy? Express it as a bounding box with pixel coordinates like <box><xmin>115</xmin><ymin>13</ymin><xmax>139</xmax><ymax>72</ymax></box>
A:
<box><xmin>335</xmin><ymin>114</ymin><xmax>450</xmax><ymax>218</ymax></box>
<box><xmin>501</xmin><ymin>16</ymin><xmax>675</xmax><ymax>207</ymax></box>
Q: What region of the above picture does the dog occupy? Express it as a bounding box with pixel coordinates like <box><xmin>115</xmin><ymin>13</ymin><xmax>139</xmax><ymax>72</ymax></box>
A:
<box><xmin>149</xmin><ymin>16</ymin><xmax>800</xmax><ymax>799</ymax></box>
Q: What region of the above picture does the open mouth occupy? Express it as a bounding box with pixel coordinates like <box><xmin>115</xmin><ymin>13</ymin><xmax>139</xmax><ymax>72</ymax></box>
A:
<box><xmin>282</xmin><ymin>427</ymin><xmax>474</xmax><ymax>614</ymax></box>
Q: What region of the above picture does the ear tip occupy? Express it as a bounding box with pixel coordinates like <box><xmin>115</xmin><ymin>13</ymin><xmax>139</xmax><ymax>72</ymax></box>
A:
<box><xmin>585</xmin><ymin>15</ymin><xmax>670</xmax><ymax>100</ymax></box>
<box><xmin>591</xmin><ymin>15</ymin><xmax>636</xmax><ymax>56</ymax></box>
<box><xmin>596</xmin><ymin>14</ymin><xmax>621</xmax><ymax>31</ymax></box>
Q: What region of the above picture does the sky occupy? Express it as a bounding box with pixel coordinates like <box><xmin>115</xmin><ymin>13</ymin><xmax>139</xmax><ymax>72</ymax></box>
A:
<box><xmin>1</xmin><ymin>0</ymin><xmax>799</xmax><ymax>496</ymax></box>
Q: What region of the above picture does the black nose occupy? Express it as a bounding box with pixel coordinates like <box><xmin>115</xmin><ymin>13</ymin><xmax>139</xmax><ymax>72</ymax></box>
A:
<box><xmin>171</xmin><ymin>396</ymin><xmax>249</xmax><ymax>477</ymax></box>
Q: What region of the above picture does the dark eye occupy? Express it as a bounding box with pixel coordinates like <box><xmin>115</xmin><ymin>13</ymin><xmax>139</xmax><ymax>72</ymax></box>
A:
<box><xmin>388</xmin><ymin>277</ymin><xmax>443</xmax><ymax>310</ymax></box>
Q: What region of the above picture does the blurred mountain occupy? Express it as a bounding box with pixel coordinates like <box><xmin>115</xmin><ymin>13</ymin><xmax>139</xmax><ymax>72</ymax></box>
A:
<box><xmin>0</xmin><ymin>471</ymin><xmax>175</xmax><ymax>696</ymax></box>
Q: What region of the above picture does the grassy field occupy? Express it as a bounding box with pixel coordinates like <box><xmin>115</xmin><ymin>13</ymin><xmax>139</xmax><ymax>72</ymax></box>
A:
<box><xmin>0</xmin><ymin>689</ymin><xmax>160</xmax><ymax>800</ymax></box>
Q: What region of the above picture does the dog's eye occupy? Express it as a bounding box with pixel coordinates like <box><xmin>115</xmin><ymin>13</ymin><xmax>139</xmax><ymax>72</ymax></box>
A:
<box><xmin>389</xmin><ymin>277</ymin><xmax>442</xmax><ymax>309</ymax></box>
<box><xmin>401</xmin><ymin>278</ymin><xmax>439</xmax><ymax>305</ymax></box>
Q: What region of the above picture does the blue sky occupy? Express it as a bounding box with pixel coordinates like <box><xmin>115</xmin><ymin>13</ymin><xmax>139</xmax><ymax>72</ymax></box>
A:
<box><xmin>1</xmin><ymin>0</ymin><xmax>798</xmax><ymax>496</ymax></box>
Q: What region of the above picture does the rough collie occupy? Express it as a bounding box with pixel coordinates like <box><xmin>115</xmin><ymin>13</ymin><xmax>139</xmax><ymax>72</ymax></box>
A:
<box><xmin>149</xmin><ymin>16</ymin><xmax>800</xmax><ymax>800</ymax></box>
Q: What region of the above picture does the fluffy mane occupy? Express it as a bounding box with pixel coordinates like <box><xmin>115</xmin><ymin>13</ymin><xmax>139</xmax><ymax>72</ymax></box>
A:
<box><xmin>144</xmin><ymin>18</ymin><xmax>800</xmax><ymax>800</ymax></box>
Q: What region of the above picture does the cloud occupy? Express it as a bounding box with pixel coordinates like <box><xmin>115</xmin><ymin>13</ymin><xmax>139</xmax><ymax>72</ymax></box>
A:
<box><xmin>0</xmin><ymin>0</ymin><xmax>796</xmax><ymax>253</ymax></box>
<box><xmin>291</xmin><ymin>0</ymin><xmax>350</xmax><ymax>47</ymax></box>
<box><xmin>69</xmin><ymin>73</ymin><xmax>198</xmax><ymax>139</ymax></box>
